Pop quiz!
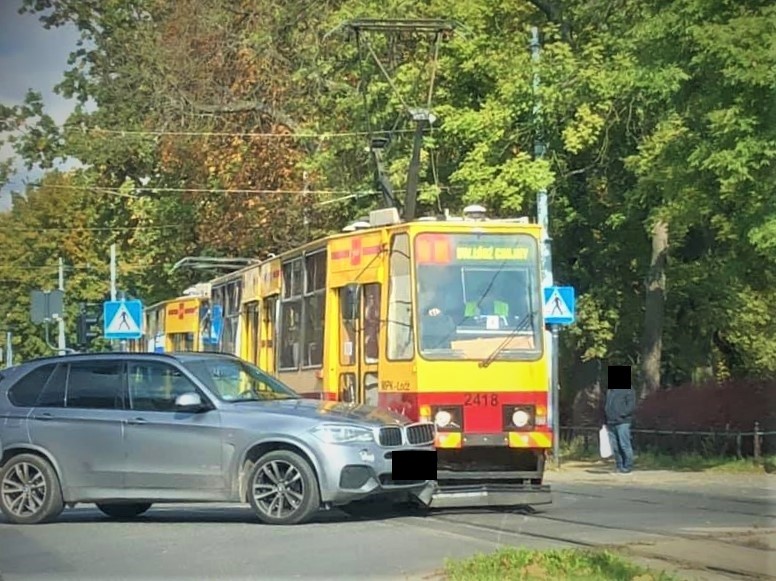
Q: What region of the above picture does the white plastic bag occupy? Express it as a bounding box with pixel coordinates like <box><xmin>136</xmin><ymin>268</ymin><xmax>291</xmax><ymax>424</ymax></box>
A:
<box><xmin>599</xmin><ymin>425</ymin><xmax>613</xmax><ymax>458</ymax></box>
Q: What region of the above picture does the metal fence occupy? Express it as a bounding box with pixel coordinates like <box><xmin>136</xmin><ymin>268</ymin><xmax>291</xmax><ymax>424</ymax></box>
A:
<box><xmin>559</xmin><ymin>422</ymin><xmax>776</xmax><ymax>461</ymax></box>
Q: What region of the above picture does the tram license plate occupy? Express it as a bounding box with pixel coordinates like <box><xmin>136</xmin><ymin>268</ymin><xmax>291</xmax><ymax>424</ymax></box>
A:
<box><xmin>463</xmin><ymin>394</ymin><xmax>499</xmax><ymax>406</ymax></box>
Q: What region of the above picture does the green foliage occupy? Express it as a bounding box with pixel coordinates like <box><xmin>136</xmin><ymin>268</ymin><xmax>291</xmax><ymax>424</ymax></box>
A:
<box><xmin>0</xmin><ymin>172</ymin><xmax>117</xmax><ymax>359</ymax></box>
<box><xmin>445</xmin><ymin>547</ymin><xmax>677</xmax><ymax>580</ymax></box>
<box><xmin>0</xmin><ymin>0</ymin><xmax>773</xmax><ymax>391</ymax></box>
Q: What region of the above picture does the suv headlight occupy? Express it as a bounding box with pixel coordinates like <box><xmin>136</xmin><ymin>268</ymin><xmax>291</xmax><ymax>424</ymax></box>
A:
<box><xmin>311</xmin><ymin>424</ymin><xmax>375</xmax><ymax>444</ymax></box>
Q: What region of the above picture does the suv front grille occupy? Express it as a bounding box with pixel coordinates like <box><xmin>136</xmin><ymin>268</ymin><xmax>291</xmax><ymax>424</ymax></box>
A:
<box><xmin>406</xmin><ymin>422</ymin><xmax>435</xmax><ymax>445</ymax></box>
<box><xmin>378</xmin><ymin>426</ymin><xmax>403</xmax><ymax>447</ymax></box>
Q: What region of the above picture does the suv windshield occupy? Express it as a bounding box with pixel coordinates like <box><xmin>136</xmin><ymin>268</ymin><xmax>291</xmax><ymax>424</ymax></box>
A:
<box><xmin>414</xmin><ymin>232</ymin><xmax>543</xmax><ymax>361</ymax></box>
<box><xmin>181</xmin><ymin>357</ymin><xmax>299</xmax><ymax>402</ymax></box>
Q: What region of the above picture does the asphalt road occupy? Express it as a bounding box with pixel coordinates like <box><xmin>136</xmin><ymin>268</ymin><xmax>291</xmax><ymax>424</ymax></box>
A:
<box><xmin>0</xmin><ymin>466</ymin><xmax>773</xmax><ymax>581</ymax></box>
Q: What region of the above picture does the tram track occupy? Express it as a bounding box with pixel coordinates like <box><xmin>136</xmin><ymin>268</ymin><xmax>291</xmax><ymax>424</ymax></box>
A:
<box><xmin>403</xmin><ymin>511</ymin><xmax>773</xmax><ymax>580</ymax></box>
<box><xmin>552</xmin><ymin>485</ymin><xmax>774</xmax><ymax>519</ymax></box>
<box><xmin>426</xmin><ymin>512</ymin><xmax>768</xmax><ymax>547</ymax></box>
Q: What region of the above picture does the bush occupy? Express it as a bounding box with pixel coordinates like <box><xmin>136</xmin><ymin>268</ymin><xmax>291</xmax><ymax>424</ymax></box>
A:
<box><xmin>445</xmin><ymin>547</ymin><xmax>677</xmax><ymax>580</ymax></box>
<box><xmin>635</xmin><ymin>378</ymin><xmax>776</xmax><ymax>431</ymax></box>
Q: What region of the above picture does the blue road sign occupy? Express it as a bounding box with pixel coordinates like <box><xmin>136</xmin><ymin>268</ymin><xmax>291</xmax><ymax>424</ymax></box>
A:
<box><xmin>200</xmin><ymin>304</ymin><xmax>223</xmax><ymax>346</ymax></box>
<box><xmin>103</xmin><ymin>299</ymin><xmax>143</xmax><ymax>340</ymax></box>
<box><xmin>543</xmin><ymin>286</ymin><xmax>576</xmax><ymax>326</ymax></box>
<box><xmin>211</xmin><ymin>304</ymin><xmax>224</xmax><ymax>344</ymax></box>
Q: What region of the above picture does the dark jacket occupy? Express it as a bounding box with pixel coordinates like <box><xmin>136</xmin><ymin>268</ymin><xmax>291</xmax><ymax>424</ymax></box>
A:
<box><xmin>604</xmin><ymin>389</ymin><xmax>636</xmax><ymax>425</ymax></box>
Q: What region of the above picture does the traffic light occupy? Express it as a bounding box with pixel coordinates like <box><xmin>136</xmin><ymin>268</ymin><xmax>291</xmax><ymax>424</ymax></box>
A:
<box><xmin>76</xmin><ymin>302</ymin><xmax>101</xmax><ymax>349</ymax></box>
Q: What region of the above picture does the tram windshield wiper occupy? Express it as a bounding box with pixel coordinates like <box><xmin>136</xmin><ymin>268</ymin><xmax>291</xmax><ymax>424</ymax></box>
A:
<box><xmin>479</xmin><ymin>310</ymin><xmax>536</xmax><ymax>368</ymax></box>
<box><xmin>479</xmin><ymin>260</ymin><xmax>539</xmax><ymax>367</ymax></box>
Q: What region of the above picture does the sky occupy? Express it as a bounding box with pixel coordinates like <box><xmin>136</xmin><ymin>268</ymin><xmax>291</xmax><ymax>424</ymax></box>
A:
<box><xmin>0</xmin><ymin>2</ymin><xmax>81</xmax><ymax>211</ymax></box>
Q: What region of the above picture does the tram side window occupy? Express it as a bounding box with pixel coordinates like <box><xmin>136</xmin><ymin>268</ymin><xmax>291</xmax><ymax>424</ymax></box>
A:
<box><xmin>171</xmin><ymin>333</ymin><xmax>195</xmax><ymax>351</ymax></box>
<box><xmin>155</xmin><ymin>308</ymin><xmax>164</xmax><ymax>336</ymax></box>
<box><xmin>146</xmin><ymin>312</ymin><xmax>156</xmax><ymax>339</ymax></box>
<box><xmin>221</xmin><ymin>282</ymin><xmax>241</xmax><ymax>355</ymax></box>
<box><xmin>339</xmin><ymin>285</ymin><xmax>357</xmax><ymax>366</ymax></box>
<box><xmin>303</xmin><ymin>252</ymin><xmax>326</xmax><ymax>367</ymax></box>
<box><xmin>364</xmin><ymin>284</ymin><xmax>380</xmax><ymax>363</ymax></box>
<box><xmin>387</xmin><ymin>233</ymin><xmax>415</xmax><ymax>360</ymax></box>
<box><xmin>279</xmin><ymin>259</ymin><xmax>303</xmax><ymax>370</ymax></box>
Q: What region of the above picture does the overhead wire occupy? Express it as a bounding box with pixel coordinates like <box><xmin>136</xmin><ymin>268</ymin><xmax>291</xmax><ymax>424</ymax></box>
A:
<box><xmin>11</xmin><ymin>183</ymin><xmax>379</xmax><ymax>196</ymax></box>
<box><xmin>0</xmin><ymin>263</ymin><xmax>163</xmax><ymax>270</ymax></box>
<box><xmin>3</xmin><ymin>183</ymin><xmax>386</xmax><ymax>209</ymax></box>
<box><xmin>59</xmin><ymin>125</ymin><xmax>425</xmax><ymax>139</ymax></box>
<box><xmin>0</xmin><ymin>223</ymin><xmax>191</xmax><ymax>232</ymax></box>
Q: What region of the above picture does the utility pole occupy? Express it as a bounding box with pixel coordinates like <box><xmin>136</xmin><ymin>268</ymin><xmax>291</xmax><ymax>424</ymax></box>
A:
<box><xmin>110</xmin><ymin>243</ymin><xmax>119</xmax><ymax>352</ymax></box>
<box><xmin>58</xmin><ymin>257</ymin><xmax>66</xmax><ymax>356</ymax></box>
<box><xmin>5</xmin><ymin>330</ymin><xmax>12</xmax><ymax>368</ymax></box>
<box><xmin>110</xmin><ymin>244</ymin><xmax>117</xmax><ymax>302</ymax></box>
<box><xmin>531</xmin><ymin>27</ymin><xmax>560</xmax><ymax>467</ymax></box>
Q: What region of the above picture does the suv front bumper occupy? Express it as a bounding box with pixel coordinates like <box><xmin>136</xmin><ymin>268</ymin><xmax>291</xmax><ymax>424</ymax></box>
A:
<box><xmin>317</xmin><ymin>443</ymin><xmax>436</xmax><ymax>506</ymax></box>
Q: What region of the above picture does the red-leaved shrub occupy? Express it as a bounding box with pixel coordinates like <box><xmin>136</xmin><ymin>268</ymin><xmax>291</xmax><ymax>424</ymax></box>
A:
<box><xmin>635</xmin><ymin>379</ymin><xmax>776</xmax><ymax>431</ymax></box>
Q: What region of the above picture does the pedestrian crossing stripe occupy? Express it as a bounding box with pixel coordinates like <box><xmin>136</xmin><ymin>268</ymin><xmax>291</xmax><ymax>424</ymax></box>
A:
<box><xmin>105</xmin><ymin>303</ymin><xmax>141</xmax><ymax>335</ymax></box>
<box><xmin>544</xmin><ymin>288</ymin><xmax>572</xmax><ymax>318</ymax></box>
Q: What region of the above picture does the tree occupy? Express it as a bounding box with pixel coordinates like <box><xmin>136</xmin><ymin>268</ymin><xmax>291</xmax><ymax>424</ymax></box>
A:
<box><xmin>3</xmin><ymin>0</ymin><xmax>773</xmax><ymax>395</ymax></box>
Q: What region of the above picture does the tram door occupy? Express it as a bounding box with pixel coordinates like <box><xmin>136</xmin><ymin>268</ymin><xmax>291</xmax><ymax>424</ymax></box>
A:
<box><xmin>261</xmin><ymin>296</ymin><xmax>277</xmax><ymax>374</ymax></box>
<box><xmin>244</xmin><ymin>302</ymin><xmax>260</xmax><ymax>365</ymax></box>
<box><xmin>338</xmin><ymin>283</ymin><xmax>381</xmax><ymax>405</ymax></box>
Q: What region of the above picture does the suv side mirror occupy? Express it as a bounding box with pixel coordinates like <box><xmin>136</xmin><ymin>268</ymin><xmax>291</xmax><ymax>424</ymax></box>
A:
<box><xmin>175</xmin><ymin>392</ymin><xmax>206</xmax><ymax>412</ymax></box>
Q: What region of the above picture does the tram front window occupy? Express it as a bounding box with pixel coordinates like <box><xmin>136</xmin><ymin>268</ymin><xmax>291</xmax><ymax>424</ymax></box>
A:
<box><xmin>414</xmin><ymin>233</ymin><xmax>542</xmax><ymax>361</ymax></box>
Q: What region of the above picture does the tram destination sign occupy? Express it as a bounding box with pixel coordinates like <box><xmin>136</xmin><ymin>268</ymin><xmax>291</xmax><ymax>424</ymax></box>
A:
<box><xmin>454</xmin><ymin>245</ymin><xmax>530</xmax><ymax>261</ymax></box>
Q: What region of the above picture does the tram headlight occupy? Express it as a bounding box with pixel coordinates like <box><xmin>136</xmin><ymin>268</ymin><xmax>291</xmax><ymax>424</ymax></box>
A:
<box><xmin>504</xmin><ymin>405</ymin><xmax>535</xmax><ymax>430</ymax></box>
<box><xmin>431</xmin><ymin>406</ymin><xmax>462</xmax><ymax>432</ymax></box>
<box><xmin>512</xmin><ymin>410</ymin><xmax>530</xmax><ymax>428</ymax></box>
<box><xmin>434</xmin><ymin>410</ymin><xmax>453</xmax><ymax>428</ymax></box>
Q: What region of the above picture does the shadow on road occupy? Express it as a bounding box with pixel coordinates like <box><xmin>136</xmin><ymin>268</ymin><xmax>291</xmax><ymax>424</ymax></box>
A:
<box><xmin>0</xmin><ymin>502</ymin><xmax>550</xmax><ymax>527</ymax></box>
<box><xmin>584</xmin><ymin>468</ymin><xmax>614</xmax><ymax>474</ymax></box>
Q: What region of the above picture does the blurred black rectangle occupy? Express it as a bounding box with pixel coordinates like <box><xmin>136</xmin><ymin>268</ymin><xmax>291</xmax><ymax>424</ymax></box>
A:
<box><xmin>391</xmin><ymin>450</ymin><xmax>437</xmax><ymax>481</ymax></box>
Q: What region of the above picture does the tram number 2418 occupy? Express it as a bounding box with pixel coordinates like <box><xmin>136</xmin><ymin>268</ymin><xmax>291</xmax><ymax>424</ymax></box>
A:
<box><xmin>464</xmin><ymin>394</ymin><xmax>499</xmax><ymax>406</ymax></box>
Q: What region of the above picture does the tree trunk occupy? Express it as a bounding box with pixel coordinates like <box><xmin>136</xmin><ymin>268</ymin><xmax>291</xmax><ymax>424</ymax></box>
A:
<box><xmin>641</xmin><ymin>219</ymin><xmax>668</xmax><ymax>399</ymax></box>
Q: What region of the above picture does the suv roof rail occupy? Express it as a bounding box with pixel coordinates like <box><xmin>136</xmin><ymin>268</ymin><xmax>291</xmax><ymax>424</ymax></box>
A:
<box><xmin>17</xmin><ymin>351</ymin><xmax>183</xmax><ymax>365</ymax></box>
<box><xmin>170</xmin><ymin>350</ymin><xmax>241</xmax><ymax>359</ymax></box>
<box><xmin>14</xmin><ymin>351</ymin><xmax>241</xmax><ymax>368</ymax></box>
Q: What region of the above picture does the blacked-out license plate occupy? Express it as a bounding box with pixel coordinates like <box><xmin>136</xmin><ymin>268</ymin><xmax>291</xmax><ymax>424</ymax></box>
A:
<box><xmin>391</xmin><ymin>450</ymin><xmax>437</xmax><ymax>481</ymax></box>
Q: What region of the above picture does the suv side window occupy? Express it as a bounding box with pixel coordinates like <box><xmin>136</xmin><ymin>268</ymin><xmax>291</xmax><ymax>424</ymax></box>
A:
<box><xmin>36</xmin><ymin>364</ymin><xmax>68</xmax><ymax>407</ymax></box>
<box><xmin>66</xmin><ymin>361</ymin><xmax>125</xmax><ymax>410</ymax></box>
<box><xmin>127</xmin><ymin>361</ymin><xmax>198</xmax><ymax>412</ymax></box>
<box><xmin>7</xmin><ymin>364</ymin><xmax>57</xmax><ymax>407</ymax></box>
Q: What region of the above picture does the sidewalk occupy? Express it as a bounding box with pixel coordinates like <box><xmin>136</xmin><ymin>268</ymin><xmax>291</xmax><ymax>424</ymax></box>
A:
<box><xmin>623</xmin><ymin>530</ymin><xmax>776</xmax><ymax>580</ymax></box>
<box><xmin>545</xmin><ymin>459</ymin><xmax>775</xmax><ymax>492</ymax></box>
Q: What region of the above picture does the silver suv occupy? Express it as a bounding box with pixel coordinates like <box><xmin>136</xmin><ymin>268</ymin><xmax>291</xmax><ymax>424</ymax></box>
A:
<box><xmin>0</xmin><ymin>352</ymin><xmax>436</xmax><ymax>525</ymax></box>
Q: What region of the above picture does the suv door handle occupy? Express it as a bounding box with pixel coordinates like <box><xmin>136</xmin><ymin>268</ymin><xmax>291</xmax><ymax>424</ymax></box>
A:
<box><xmin>127</xmin><ymin>417</ymin><xmax>148</xmax><ymax>425</ymax></box>
<box><xmin>33</xmin><ymin>412</ymin><xmax>54</xmax><ymax>421</ymax></box>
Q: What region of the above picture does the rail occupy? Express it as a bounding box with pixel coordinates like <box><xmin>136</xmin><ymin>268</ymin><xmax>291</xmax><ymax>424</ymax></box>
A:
<box><xmin>559</xmin><ymin>422</ymin><xmax>775</xmax><ymax>461</ymax></box>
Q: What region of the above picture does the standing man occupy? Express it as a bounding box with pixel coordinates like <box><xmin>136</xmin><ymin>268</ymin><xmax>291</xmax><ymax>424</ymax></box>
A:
<box><xmin>604</xmin><ymin>365</ymin><xmax>636</xmax><ymax>474</ymax></box>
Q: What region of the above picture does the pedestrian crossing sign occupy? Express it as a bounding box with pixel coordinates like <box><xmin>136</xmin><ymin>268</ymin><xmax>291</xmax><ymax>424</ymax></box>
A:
<box><xmin>103</xmin><ymin>299</ymin><xmax>143</xmax><ymax>340</ymax></box>
<box><xmin>543</xmin><ymin>286</ymin><xmax>575</xmax><ymax>325</ymax></box>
